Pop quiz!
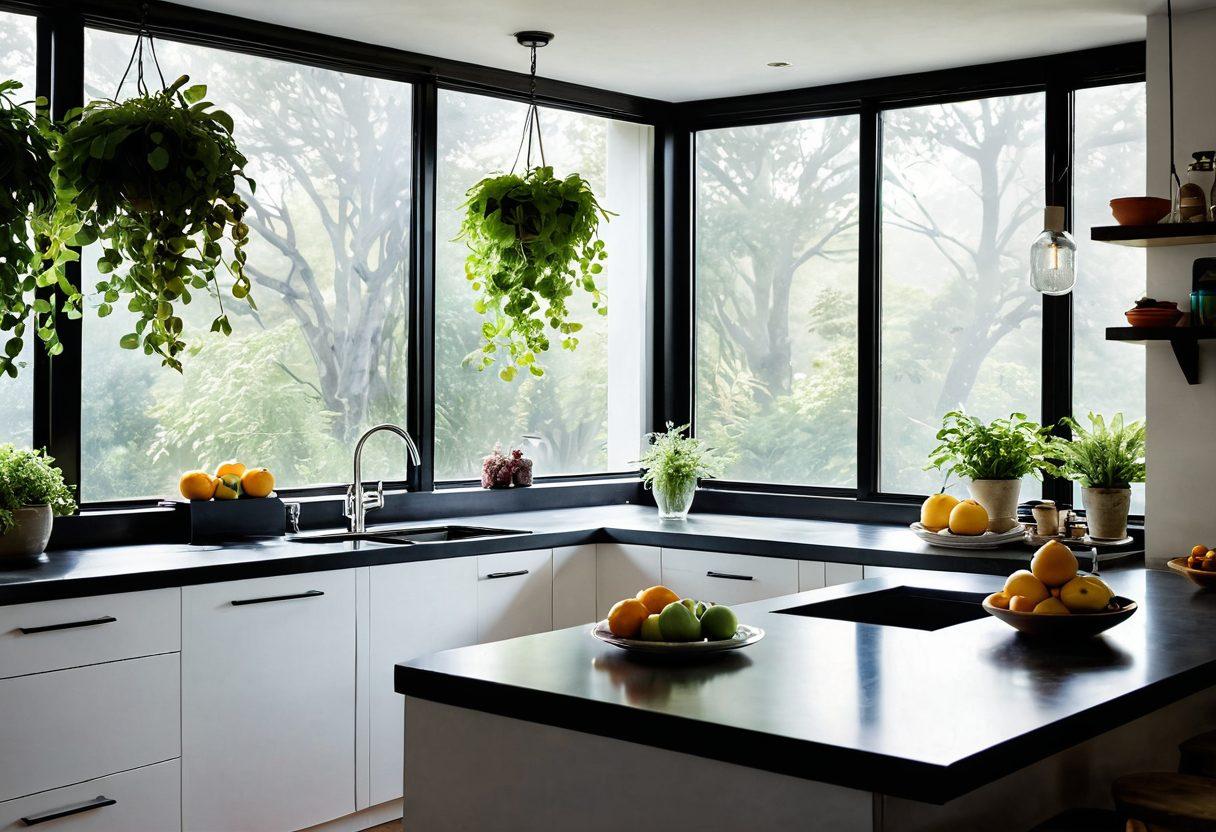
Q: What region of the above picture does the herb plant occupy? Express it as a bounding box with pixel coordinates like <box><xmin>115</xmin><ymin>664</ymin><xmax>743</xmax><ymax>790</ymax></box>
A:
<box><xmin>52</xmin><ymin>75</ymin><xmax>255</xmax><ymax>371</ymax></box>
<box><xmin>457</xmin><ymin>165</ymin><xmax>611</xmax><ymax>381</ymax></box>
<box><xmin>1049</xmin><ymin>412</ymin><xmax>1145</xmax><ymax>489</ymax></box>
<box><xmin>0</xmin><ymin>445</ymin><xmax>76</xmax><ymax>534</ymax></box>
<box><xmin>639</xmin><ymin>422</ymin><xmax>724</xmax><ymax>497</ymax></box>
<box><xmin>927</xmin><ymin>410</ymin><xmax>1057</xmax><ymax>481</ymax></box>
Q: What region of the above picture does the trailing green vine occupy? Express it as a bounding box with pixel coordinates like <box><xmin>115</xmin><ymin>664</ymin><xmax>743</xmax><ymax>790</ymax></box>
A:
<box><xmin>457</xmin><ymin>165</ymin><xmax>610</xmax><ymax>381</ymax></box>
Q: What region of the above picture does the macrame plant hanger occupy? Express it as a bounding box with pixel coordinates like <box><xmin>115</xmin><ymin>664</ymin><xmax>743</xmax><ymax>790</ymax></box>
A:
<box><xmin>115</xmin><ymin>3</ymin><xmax>168</xmax><ymax>100</ymax></box>
<box><xmin>510</xmin><ymin>31</ymin><xmax>554</xmax><ymax>174</ymax></box>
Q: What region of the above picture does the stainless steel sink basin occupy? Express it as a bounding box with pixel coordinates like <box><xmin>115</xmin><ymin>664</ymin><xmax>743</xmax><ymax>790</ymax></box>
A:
<box><xmin>291</xmin><ymin>524</ymin><xmax>530</xmax><ymax>545</ymax></box>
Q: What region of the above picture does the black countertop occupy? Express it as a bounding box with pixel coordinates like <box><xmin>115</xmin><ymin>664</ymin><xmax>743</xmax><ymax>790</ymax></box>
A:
<box><xmin>395</xmin><ymin>569</ymin><xmax>1211</xmax><ymax>803</ymax></box>
<box><xmin>0</xmin><ymin>504</ymin><xmax>1139</xmax><ymax>605</ymax></box>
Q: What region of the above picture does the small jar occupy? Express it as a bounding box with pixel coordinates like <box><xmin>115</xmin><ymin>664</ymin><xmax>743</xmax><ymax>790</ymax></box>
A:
<box><xmin>1180</xmin><ymin>152</ymin><xmax>1215</xmax><ymax>222</ymax></box>
<box><xmin>1031</xmin><ymin>500</ymin><xmax>1059</xmax><ymax>537</ymax></box>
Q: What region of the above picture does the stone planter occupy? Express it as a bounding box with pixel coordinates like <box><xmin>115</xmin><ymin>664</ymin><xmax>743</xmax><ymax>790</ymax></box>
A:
<box><xmin>0</xmin><ymin>504</ymin><xmax>53</xmax><ymax>561</ymax></box>
<box><xmin>967</xmin><ymin>478</ymin><xmax>1022</xmax><ymax>533</ymax></box>
<box><xmin>1082</xmin><ymin>487</ymin><xmax>1132</xmax><ymax>541</ymax></box>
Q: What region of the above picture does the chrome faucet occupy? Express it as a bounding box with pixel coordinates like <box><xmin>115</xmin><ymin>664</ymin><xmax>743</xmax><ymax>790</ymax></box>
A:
<box><xmin>345</xmin><ymin>424</ymin><xmax>421</xmax><ymax>533</ymax></box>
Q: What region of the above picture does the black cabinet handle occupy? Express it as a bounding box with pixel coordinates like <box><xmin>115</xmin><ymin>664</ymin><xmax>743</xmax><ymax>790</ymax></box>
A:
<box><xmin>19</xmin><ymin>615</ymin><xmax>117</xmax><ymax>635</ymax></box>
<box><xmin>231</xmin><ymin>589</ymin><xmax>324</xmax><ymax>606</ymax></box>
<box><xmin>706</xmin><ymin>571</ymin><xmax>754</xmax><ymax>581</ymax></box>
<box><xmin>21</xmin><ymin>795</ymin><xmax>116</xmax><ymax>825</ymax></box>
<box><xmin>486</xmin><ymin>570</ymin><xmax>529</xmax><ymax>579</ymax></box>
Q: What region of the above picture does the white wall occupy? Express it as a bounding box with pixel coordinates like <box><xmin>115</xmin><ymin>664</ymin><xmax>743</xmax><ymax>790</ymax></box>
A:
<box><xmin>1145</xmin><ymin>9</ymin><xmax>1216</xmax><ymax>567</ymax></box>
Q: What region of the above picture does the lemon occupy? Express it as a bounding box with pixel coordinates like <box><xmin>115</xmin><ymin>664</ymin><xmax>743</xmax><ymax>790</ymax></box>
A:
<box><xmin>921</xmin><ymin>492</ymin><xmax>960</xmax><ymax>532</ymax></box>
<box><xmin>179</xmin><ymin>470</ymin><xmax>217</xmax><ymax>501</ymax></box>
<box><xmin>214</xmin><ymin>473</ymin><xmax>242</xmax><ymax>500</ymax></box>
<box><xmin>948</xmin><ymin>499</ymin><xmax>989</xmax><ymax>536</ymax></box>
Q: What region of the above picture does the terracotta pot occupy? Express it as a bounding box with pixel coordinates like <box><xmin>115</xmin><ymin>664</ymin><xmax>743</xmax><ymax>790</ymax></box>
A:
<box><xmin>967</xmin><ymin>478</ymin><xmax>1022</xmax><ymax>533</ymax></box>
<box><xmin>1082</xmin><ymin>487</ymin><xmax>1131</xmax><ymax>541</ymax></box>
<box><xmin>0</xmin><ymin>504</ymin><xmax>53</xmax><ymax>561</ymax></box>
<box><xmin>1109</xmin><ymin>196</ymin><xmax>1171</xmax><ymax>226</ymax></box>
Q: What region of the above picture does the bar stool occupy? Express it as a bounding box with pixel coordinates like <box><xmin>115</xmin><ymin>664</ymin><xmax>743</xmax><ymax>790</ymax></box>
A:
<box><xmin>1112</xmin><ymin>772</ymin><xmax>1216</xmax><ymax>831</ymax></box>
<box><xmin>1179</xmin><ymin>729</ymin><xmax>1216</xmax><ymax>778</ymax></box>
<box><xmin>1029</xmin><ymin>807</ymin><xmax>1121</xmax><ymax>830</ymax></box>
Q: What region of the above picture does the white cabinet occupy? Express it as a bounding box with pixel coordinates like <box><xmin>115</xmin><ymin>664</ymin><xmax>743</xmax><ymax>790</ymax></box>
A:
<box><xmin>476</xmin><ymin>549</ymin><xmax>553</xmax><ymax>643</ymax></box>
<box><xmin>367</xmin><ymin>558</ymin><xmax>478</xmax><ymax>807</ymax></box>
<box><xmin>596</xmin><ymin>543</ymin><xmax>661</xmax><ymax>618</ymax></box>
<box><xmin>0</xmin><ymin>759</ymin><xmax>181</xmax><ymax>832</ymax></box>
<box><xmin>661</xmin><ymin>549</ymin><xmax>799</xmax><ymax>605</ymax></box>
<box><xmin>553</xmin><ymin>544</ymin><xmax>597</xmax><ymax>628</ymax></box>
<box><xmin>798</xmin><ymin>560</ymin><xmax>827</xmax><ymax>592</ymax></box>
<box><xmin>864</xmin><ymin>565</ymin><xmax>989</xmax><ymax>588</ymax></box>
<box><xmin>182</xmin><ymin>570</ymin><xmax>356</xmax><ymax>832</ymax></box>
<box><xmin>825</xmin><ymin>562</ymin><xmax>865</xmax><ymax>586</ymax></box>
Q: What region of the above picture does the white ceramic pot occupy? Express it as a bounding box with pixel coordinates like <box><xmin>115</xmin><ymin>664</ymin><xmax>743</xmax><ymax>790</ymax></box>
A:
<box><xmin>967</xmin><ymin>478</ymin><xmax>1022</xmax><ymax>533</ymax></box>
<box><xmin>1082</xmin><ymin>487</ymin><xmax>1131</xmax><ymax>541</ymax></box>
<box><xmin>0</xmin><ymin>504</ymin><xmax>53</xmax><ymax>561</ymax></box>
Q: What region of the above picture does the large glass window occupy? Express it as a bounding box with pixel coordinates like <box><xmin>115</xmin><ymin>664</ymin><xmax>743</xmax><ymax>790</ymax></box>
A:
<box><xmin>880</xmin><ymin>93</ymin><xmax>1046</xmax><ymax>495</ymax></box>
<box><xmin>434</xmin><ymin>90</ymin><xmax>651</xmax><ymax>481</ymax></box>
<box><xmin>694</xmin><ymin>115</ymin><xmax>860</xmax><ymax>487</ymax></box>
<box><xmin>81</xmin><ymin>31</ymin><xmax>412</xmax><ymax>501</ymax></box>
<box><xmin>1073</xmin><ymin>82</ymin><xmax>1147</xmax><ymax>514</ymax></box>
<box><xmin>0</xmin><ymin>11</ymin><xmax>37</xmax><ymax>448</ymax></box>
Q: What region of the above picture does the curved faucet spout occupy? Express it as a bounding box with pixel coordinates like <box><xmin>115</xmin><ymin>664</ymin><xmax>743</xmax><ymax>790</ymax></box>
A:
<box><xmin>347</xmin><ymin>424</ymin><xmax>422</xmax><ymax>533</ymax></box>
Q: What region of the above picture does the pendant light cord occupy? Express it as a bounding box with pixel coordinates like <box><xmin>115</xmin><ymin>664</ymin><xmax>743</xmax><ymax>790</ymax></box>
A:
<box><xmin>115</xmin><ymin>2</ymin><xmax>167</xmax><ymax>100</ymax></box>
<box><xmin>1168</xmin><ymin>0</ymin><xmax>1181</xmax><ymax>196</ymax></box>
<box><xmin>510</xmin><ymin>44</ymin><xmax>546</xmax><ymax>174</ymax></box>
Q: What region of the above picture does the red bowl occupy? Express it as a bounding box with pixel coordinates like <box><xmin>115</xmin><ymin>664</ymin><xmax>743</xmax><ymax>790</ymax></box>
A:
<box><xmin>1126</xmin><ymin>308</ymin><xmax>1184</xmax><ymax>327</ymax></box>
<box><xmin>1110</xmin><ymin>197</ymin><xmax>1171</xmax><ymax>226</ymax></box>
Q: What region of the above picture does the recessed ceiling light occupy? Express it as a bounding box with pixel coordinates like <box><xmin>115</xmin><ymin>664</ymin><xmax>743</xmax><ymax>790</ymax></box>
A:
<box><xmin>766</xmin><ymin>61</ymin><xmax>791</xmax><ymax>68</ymax></box>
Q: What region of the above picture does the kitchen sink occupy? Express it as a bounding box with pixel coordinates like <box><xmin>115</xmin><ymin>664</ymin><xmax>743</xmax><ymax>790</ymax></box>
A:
<box><xmin>291</xmin><ymin>525</ymin><xmax>530</xmax><ymax>545</ymax></box>
<box><xmin>774</xmin><ymin>586</ymin><xmax>988</xmax><ymax>632</ymax></box>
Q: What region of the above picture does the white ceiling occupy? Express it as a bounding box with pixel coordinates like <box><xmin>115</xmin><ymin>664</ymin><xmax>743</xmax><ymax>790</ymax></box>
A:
<box><xmin>182</xmin><ymin>0</ymin><xmax>1194</xmax><ymax>101</ymax></box>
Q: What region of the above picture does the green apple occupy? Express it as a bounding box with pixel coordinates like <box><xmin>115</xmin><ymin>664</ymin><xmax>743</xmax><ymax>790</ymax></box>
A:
<box><xmin>640</xmin><ymin>614</ymin><xmax>663</xmax><ymax>641</ymax></box>
<box><xmin>694</xmin><ymin>601</ymin><xmax>709</xmax><ymax>618</ymax></box>
<box><xmin>659</xmin><ymin>600</ymin><xmax>702</xmax><ymax>641</ymax></box>
<box><xmin>700</xmin><ymin>604</ymin><xmax>738</xmax><ymax>640</ymax></box>
<box><xmin>680</xmin><ymin>598</ymin><xmax>698</xmax><ymax>615</ymax></box>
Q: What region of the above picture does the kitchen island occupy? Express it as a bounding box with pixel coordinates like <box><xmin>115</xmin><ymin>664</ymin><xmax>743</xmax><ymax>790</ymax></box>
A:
<box><xmin>395</xmin><ymin>568</ymin><xmax>1216</xmax><ymax>831</ymax></box>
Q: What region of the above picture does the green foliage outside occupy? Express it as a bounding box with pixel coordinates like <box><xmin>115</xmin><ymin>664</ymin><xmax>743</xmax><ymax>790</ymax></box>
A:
<box><xmin>1050</xmin><ymin>412</ymin><xmax>1146</xmax><ymax>489</ymax></box>
<box><xmin>0</xmin><ymin>444</ymin><xmax>75</xmax><ymax>533</ymax></box>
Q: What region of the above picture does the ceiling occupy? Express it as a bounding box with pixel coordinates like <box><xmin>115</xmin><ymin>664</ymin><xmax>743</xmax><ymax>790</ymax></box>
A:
<box><xmin>180</xmin><ymin>0</ymin><xmax>1195</xmax><ymax>102</ymax></box>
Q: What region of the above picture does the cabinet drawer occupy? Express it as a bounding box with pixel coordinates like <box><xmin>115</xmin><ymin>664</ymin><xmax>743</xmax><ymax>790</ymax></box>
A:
<box><xmin>0</xmin><ymin>589</ymin><xmax>180</xmax><ymax>679</ymax></box>
<box><xmin>476</xmin><ymin>549</ymin><xmax>552</xmax><ymax>643</ymax></box>
<box><xmin>0</xmin><ymin>759</ymin><xmax>180</xmax><ymax>832</ymax></box>
<box><xmin>661</xmin><ymin>549</ymin><xmax>799</xmax><ymax>605</ymax></box>
<box><xmin>0</xmin><ymin>653</ymin><xmax>180</xmax><ymax>802</ymax></box>
<box><xmin>825</xmin><ymin>562</ymin><xmax>864</xmax><ymax>586</ymax></box>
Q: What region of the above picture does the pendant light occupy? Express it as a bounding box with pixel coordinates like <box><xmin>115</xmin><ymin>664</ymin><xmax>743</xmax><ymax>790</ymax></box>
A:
<box><xmin>1031</xmin><ymin>156</ymin><xmax>1076</xmax><ymax>296</ymax></box>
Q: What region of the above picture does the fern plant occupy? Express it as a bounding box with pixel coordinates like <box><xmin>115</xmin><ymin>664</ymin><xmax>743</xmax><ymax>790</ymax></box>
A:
<box><xmin>927</xmin><ymin>410</ymin><xmax>1058</xmax><ymax>481</ymax></box>
<box><xmin>1050</xmin><ymin>412</ymin><xmax>1145</xmax><ymax>489</ymax></box>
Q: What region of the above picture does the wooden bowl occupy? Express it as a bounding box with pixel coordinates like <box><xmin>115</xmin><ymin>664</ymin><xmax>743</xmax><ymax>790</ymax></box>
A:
<box><xmin>982</xmin><ymin>596</ymin><xmax>1137</xmax><ymax>638</ymax></box>
<box><xmin>1110</xmin><ymin>197</ymin><xmax>1171</xmax><ymax>226</ymax></box>
<box><xmin>1167</xmin><ymin>557</ymin><xmax>1216</xmax><ymax>589</ymax></box>
<box><xmin>1125</xmin><ymin>308</ymin><xmax>1183</xmax><ymax>328</ymax></box>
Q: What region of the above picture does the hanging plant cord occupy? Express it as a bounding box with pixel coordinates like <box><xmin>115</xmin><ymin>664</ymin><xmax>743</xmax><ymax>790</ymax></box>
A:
<box><xmin>510</xmin><ymin>40</ymin><xmax>547</xmax><ymax>173</ymax></box>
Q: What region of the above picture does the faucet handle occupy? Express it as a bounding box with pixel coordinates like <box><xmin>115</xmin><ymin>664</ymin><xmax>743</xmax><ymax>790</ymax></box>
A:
<box><xmin>363</xmin><ymin>481</ymin><xmax>385</xmax><ymax>511</ymax></box>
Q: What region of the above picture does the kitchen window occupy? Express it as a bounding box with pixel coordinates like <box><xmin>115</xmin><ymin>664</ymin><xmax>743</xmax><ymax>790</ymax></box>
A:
<box><xmin>79</xmin><ymin>30</ymin><xmax>413</xmax><ymax>501</ymax></box>
<box><xmin>433</xmin><ymin>90</ymin><xmax>652</xmax><ymax>482</ymax></box>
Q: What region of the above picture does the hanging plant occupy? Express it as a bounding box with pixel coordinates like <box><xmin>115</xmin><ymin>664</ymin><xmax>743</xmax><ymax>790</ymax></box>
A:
<box><xmin>52</xmin><ymin>67</ymin><xmax>256</xmax><ymax>372</ymax></box>
<box><xmin>456</xmin><ymin>31</ymin><xmax>611</xmax><ymax>382</ymax></box>
<box><xmin>0</xmin><ymin>81</ymin><xmax>75</xmax><ymax>378</ymax></box>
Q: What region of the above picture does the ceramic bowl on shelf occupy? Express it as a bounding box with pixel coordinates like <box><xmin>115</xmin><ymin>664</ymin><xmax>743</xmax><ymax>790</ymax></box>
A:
<box><xmin>1125</xmin><ymin>304</ymin><xmax>1183</xmax><ymax>328</ymax></box>
<box><xmin>1167</xmin><ymin>557</ymin><xmax>1216</xmax><ymax>589</ymax></box>
<box><xmin>1110</xmin><ymin>196</ymin><xmax>1171</xmax><ymax>226</ymax></box>
<box><xmin>982</xmin><ymin>596</ymin><xmax>1137</xmax><ymax>638</ymax></box>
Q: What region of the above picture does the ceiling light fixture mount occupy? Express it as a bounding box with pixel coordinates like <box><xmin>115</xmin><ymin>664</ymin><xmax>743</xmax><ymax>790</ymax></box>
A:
<box><xmin>766</xmin><ymin>61</ymin><xmax>792</xmax><ymax>68</ymax></box>
<box><xmin>514</xmin><ymin>30</ymin><xmax>554</xmax><ymax>49</ymax></box>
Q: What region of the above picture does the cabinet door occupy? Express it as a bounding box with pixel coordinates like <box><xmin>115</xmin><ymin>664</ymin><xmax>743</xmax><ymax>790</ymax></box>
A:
<box><xmin>596</xmin><ymin>543</ymin><xmax>661</xmax><ymax>619</ymax></box>
<box><xmin>825</xmin><ymin>562</ymin><xmax>865</xmax><ymax>586</ymax></box>
<box><xmin>368</xmin><ymin>558</ymin><xmax>477</xmax><ymax>807</ymax></box>
<box><xmin>0</xmin><ymin>759</ymin><xmax>180</xmax><ymax>832</ymax></box>
<box><xmin>182</xmin><ymin>570</ymin><xmax>356</xmax><ymax>832</ymax></box>
<box><xmin>476</xmin><ymin>549</ymin><xmax>553</xmax><ymax>643</ymax></box>
<box><xmin>798</xmin><ymin>560</ymin><xmax>827</xmax><ymax>592</ymax></box>
<box><xmin>661</xmin><ymin>549</ymin><xmax>799</xmax><ymax>606</ymax></box>
<box><xmin>553</xmin><ymin>544</ymin><xmax>597</xmax><ymax>628</ymax></box>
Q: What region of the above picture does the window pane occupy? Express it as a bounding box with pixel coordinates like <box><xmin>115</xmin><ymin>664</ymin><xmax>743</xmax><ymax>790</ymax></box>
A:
<box><xmin>434</xmin><ymin>91</ymin><xmax>651</xmax><ymax>481</ymax></box>
<box><xmin>694</xmin><ymin>116</ymin><xmax>860</xmax><ymax>487</ymax></box>
<box><xmin>880</xmin><ymin>94</ymin><xmax>1046</xmax><ymax>494</ymax></box>
<box><xmin>1074</xmin><ymin>83</ymin><xmax>1146</xmax><ymax>514</ymax></box>
<box><xmin>81</xmin><ymin>32</ymin><xmax>411</xmax><ymax>500</ymax></box>
<box><xmin>0</xmin><ymin>11</ymin><xmax>37</xmax><ymax>448</ymax></box>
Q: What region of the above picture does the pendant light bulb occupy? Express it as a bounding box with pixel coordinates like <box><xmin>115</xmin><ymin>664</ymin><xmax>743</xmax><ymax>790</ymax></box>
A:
<box><xmin>1030</xmin><ymin>206</ymin><xmax>1076</xmax><ymax>296</ymax></box>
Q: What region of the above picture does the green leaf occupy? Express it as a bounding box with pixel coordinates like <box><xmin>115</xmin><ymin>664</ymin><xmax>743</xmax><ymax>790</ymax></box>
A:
<box><xmin>147</xmin><ymin>146</ymin><xmax>171</xmax><ymax>171</ymax></box>
<box><xmin>183</xmin><ymin>84</ymin><xmax>207</xmax><ymax>104</ymax></box>
<box><xmin>119</xmin><ymin>333</ymin><xmax>139</xmax><ymax>350</ymax></box>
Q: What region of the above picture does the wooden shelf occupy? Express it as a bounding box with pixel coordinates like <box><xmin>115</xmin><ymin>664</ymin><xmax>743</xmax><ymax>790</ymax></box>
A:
<box><xmin>1106</xmin><ymin>326</ymin><xmax>1216</xmax><ymax>384</ymax></box>
<box><xmin>1091</xmin><ymin>222</ymin><xmax>1216</xmax><ymax>247</ymax></box>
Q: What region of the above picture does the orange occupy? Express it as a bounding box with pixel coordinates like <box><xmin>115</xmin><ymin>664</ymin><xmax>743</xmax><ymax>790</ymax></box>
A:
<box><xmin>1030</xmin><ymin>540</ymin><xmax>1078</xmax><ymax>587</ymax></box>
<box><xmin>948</xmin><ymin>499</ymin><xmax>989</xmax><ymax>536</ymax></box>
<box><xmin>984</xmin><ymin>592</ymin><xmax>1009</xmax><ymax>609</ymax></box>
<box><xmin>216</xmin><ymin>460</ymin><xmax>246</xmax><ymax>478</ymax></box>
<box><xmin>1008</xmin><ymin>595</ymin><xmax>1037</xmax><ymax>613</ymax></box>
<box><xmin>240</xmin><ymin>467</ymin><xmax>275</xmax><ymax>498</ymax></box>
<box><xmin>1003</xmin><ymin>569</ymin><xmax>1050</xmax><ymax>605</ymax></box>
<box><xmin>636</xmin><ymin>585</ymin><xmax>680</xmax><ymax>615</ymax></box>
<box><xmin>1192</xmin><ymin>544</ymin><xmax>1208</xmax><ymax>558</ymax></box>
<box><xmin>607</xmin><ymin>598</ymin><xmax>649</xmax><ymax>638</ymax></box>
<box><xmin>179</xmin><ymin>470</ymin><xmax>218</xmax><ymax>501</ymax></box>
<box><xmin>921</xmin><ymin>492</ymin><xmax>960</xmax><ymax>532</ymax></box>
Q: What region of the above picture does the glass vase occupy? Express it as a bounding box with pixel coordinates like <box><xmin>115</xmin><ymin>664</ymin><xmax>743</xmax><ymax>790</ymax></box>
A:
<box><xmin>653</xmin><ymin>477</ymin><xmax>697</xmax><ymax>520</ymax></box>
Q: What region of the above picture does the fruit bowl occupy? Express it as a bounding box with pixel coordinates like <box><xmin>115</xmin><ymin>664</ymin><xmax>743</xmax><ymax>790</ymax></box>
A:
<box><xmin>591</xmin><ymin>620</ymin><xmax>765</xmax><ymax>655</ymax></box>
<box><xmin>1167</xmin><ymin>557</ymin><xmax>1216</xmax><ymax>589</ymax></box>
<box><xmin>982</xmin><ymin>596</ymin><xmax>1137</xmax><ymax>638</ymax></box>
<box><xmin>910</xmin><ymin>522</ymin><xmax>1026</xmax><ymax>549</ymax></box>
<box><xmin>1109</xmin><ymin>196</ymin><xmax>1171</xmax><ymax>226</ymax></box>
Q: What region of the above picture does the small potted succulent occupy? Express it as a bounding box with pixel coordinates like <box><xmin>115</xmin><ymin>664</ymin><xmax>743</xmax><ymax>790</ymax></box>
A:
<box><xmin>927</xmin><ymin>410</ymin><xmax>1057</xmax><ymax>532</ymax></box>
<box><xmin>1049</xmin><ymin>412</ymin><xmax>1145</xmax><ymax>541</ymax></box>
<box><xmin>639</xmin><ymin>423</ymin><xmax>723</xmax><ymax>520</ymax></box>
<box><xmin>0</xmin><ymin>445</ymin><xmax>76</xmax><ymax>560</ymax></box>
<box><xmin>480</xmin><ymin>444</ymin><xmax>534</xmax><ymax>489</ymax></box>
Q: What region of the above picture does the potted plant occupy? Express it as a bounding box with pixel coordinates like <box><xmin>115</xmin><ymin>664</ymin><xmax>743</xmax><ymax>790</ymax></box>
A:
<box><xmin>0</xmin><ymin>445</ymin><xmax>76</xmax><ymax>561</ymax></box>
<box><xmin>639</xmin><ymin>423</ymin><xmax>723</xmax><ymax>520</ymax></box>
<box><xmin>49</xmin><ymin>74</ymin><xmax>255</xmax><ymax>372</ymax></box>
<box><xmin>1049</xmin><ymin>412</ymin><xmax>1145</xmax><ymax>541</ymax></box>
<box><xmin>927</xmin><ymin>410</ymin><xmax>1057</xmax><ymax>532</ymax></box>
<box><xmin>457</xmin><ymin>165</ymin><xmax>611</xmax><ymax>381</ymax></box>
